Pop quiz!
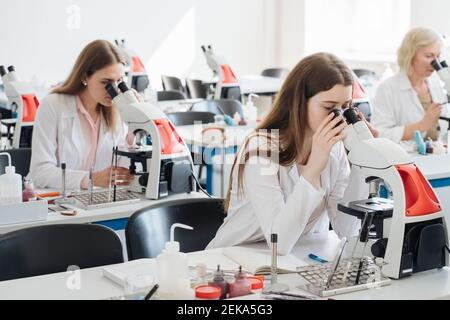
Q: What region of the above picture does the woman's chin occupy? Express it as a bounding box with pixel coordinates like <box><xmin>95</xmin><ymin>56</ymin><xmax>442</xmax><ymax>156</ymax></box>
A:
<box><xmin>101</xmin><ymin>99</ymin><xmax>113</xmax><ymax>107</ymax></box>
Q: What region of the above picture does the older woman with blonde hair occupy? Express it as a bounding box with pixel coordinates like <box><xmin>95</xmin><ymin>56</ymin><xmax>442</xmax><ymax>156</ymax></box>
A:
<box><xmin>372</xmin><ymin>27</ymin><xmax>449</xmax><ymax>142</ymax></box>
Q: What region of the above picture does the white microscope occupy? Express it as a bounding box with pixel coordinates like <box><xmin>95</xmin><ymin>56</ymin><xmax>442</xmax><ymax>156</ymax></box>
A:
<box><xmin>431</xmin><ymin>59</ymin><xmax>450</xmax><ymax>132</ymax></box>
<box><xmin>0</xmin><ymin>65</ymin><xmax>38</xmax><ymax>149</ymax></box>
<box><xmin>201</xmin><ymin>45</ymin><xmax>241</xmax><ymax>100</ymax></box>
<box><xmin>338</xmin><ymin>107</ymin><xmax>449</xmax><ymax>279</ymax></box>
<box><xmin>105</xmin><ymin>81</ymin><xmax>195</xmax><ymax>199</ymax></box>
<box><xmin>115</xmin><ymin>39</ymin><xmax>150</xmax><ymax>93</ymax></box>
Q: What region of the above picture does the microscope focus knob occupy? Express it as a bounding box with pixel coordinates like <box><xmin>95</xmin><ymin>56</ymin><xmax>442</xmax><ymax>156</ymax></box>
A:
<box><xmin>371</xmin><ymin>238</ymin><xmax>388</xmax><ymax>258</ymax></box>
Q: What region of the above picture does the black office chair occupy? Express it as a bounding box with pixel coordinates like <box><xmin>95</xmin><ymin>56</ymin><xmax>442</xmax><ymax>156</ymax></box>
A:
<box><xmin>0</xmin><ymin>224</ymin><xmax>123</xmax><ymax>281</ymax></box>
<box><xmin>0</xmin><ymin>148</ymin><xmax>31</xmax><ymax>176</ymax></box>
<box><xmin>125</xmin><ymin>198</ymin><xmax>225</xmax><ymax>259</ymax></box>
<box><xmin>261</xmin><ymin>68</ymin><xmax>289</xmax><ymax>78</ymax></box>
<box><xmin>354</xmin><ymin>101</ymin><xmax>372</xmax><ymax>122</ymax></box>
<box><xmin>190</xmin><ymin>99</ymin><xmax>244</xmax><ymax>118</ymax></box>
<box><xmin>352</xmin><ymin>69</ymin><xmax>377</xmax><ymax>78</ymax></box>
<box><xmin>167</xmin><ymin>111</ymin><xmax>216</xmax><ymax>126</ymax></box>
<box><xmin>186</xmin><ymin>78</ymin><xmax>208</xmax><ymax>99</ymax></box>
<box><xmin>157</xmin><ymin>90</ymin><xmax>186</xmax><ymax>101</ymax></box>
<box><xmin>161</xmin><ymin>75</ymin><xmax>187</xmax><ymax>96</ymax></box>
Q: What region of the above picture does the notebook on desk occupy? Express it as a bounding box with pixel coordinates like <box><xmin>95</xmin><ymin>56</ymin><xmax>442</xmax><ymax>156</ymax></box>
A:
<box><xmin>222</xmin><ymin>246</ymin><xmax>308</xmax><ymax>275</ymax></box>
<box><xmin>102</xmin><ymin>259</ymin><xmax>156</xmax><ymax>287</ymax></box>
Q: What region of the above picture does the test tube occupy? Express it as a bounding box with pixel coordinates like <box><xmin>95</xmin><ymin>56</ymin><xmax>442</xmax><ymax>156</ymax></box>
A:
<box><xmin>88</xmin><ymin>167</ymin><xmax>94</xmax><ymax>205</ymax></box>
<box><xmin>61</xmin><ymin>163</ymin><xmax>67</xmax><ymax>199</ymax></box>
<box><xmin>270</xmin><ymin>234</ymin><xmax>278</xmax><ymax>285</ymax></box>
<box><xmin>262</xmin><ymin>233</ymin><xmax>289</xmax><ymax>294</ymax></box>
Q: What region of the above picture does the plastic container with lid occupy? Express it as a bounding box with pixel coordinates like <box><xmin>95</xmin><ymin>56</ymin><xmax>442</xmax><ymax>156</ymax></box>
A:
<box><xmin>228</xmin><ymin>266</ymin><xmax>252</xmax><ymax>298</ymax></box>
<box><xmin>0</xmin><ymin>152</ymin><xmax>22</xmax><ymax>204</ymax></box>
<box><xmin>195</xmin><ymin>285</ymin><xmax>221</xmax><ymax>300</ymax></box>
<box><xmin>247</xmin><ymin>276</ymin><xmax>264</xmax><ymax>292</ymax></box>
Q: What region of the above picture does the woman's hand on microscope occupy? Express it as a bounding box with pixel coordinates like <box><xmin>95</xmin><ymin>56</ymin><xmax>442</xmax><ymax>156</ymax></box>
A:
<box><xmin>302</xmin><ymin>113</ymin><xmax>347</xmax><ymax>189</ymax></box>
<box><xmin>419</xmin><ymin>102</ymin><xmax>442</xmax><ymax>131</ymax></box>
<box><xmin>355</xmin><ymin>108</ymin><xmax>379</xmax><ymax>138</ymax></box>
<box><xmin>131</xmin><ymin>88</ymin><xmax>144</xmax><ymax>102</ymax></box>
<box><xmin>93</xmin><ymin>166</ymin><xmax>134</xmax><ymax>187</ymax></box>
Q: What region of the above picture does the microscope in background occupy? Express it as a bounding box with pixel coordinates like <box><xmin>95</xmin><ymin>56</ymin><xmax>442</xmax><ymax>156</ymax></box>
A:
<box><xmin>337</xmin><ymin>108</ymin><xmax>448</xmax><ymax>279</ymax></box>
<box><xmin>0</xmin><ymin>65</ymin><xmax>39</xmax><ymax>148</ymax></box>
<box><xmin>431</xmin><ymin>59</ymin><xmax>450</xmax><ymax>133</ymax></box>
<box><xmin>115</xmin><ymin>39</ymin><xmax>150</xmax><ymax>93</ymax></box>
<box><xmin>201</xmin><ymin>45</ymin><xmax>241</xmax><ymax>100</ymax></box>
<box><xmin>105</xmin><ymin>82</ymin><xmax>195</xmax><ymax>199</ymax></box>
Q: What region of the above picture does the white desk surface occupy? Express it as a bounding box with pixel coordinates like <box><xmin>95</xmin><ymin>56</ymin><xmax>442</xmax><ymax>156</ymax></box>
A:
<box><xmin>156</xmin><ymin>98</ymin><xmax>203</xmax><ymax>113</ymax></box>
<box><xmin>411</xmin><ymin>153</ymin><xmax>450</xmax><ymax>180</ymax></box>
<box><xmin>0</xmin><ymin>192</ymin><xmax>206</xmax><ymax>234</ymax></box>
<box><xmin>239</xmin><ymin>75</ymin><xmax>284</xmax><ymax>95</ymax></box>
<box><xmin>0</xmin><ymin>231</ymin><xmax>448</xmax><ymax>300</ymax></box>
<box><xmin>177</xmin><ymin>124</ymin><xmax>450</xmax><ymax>181</ymax></box>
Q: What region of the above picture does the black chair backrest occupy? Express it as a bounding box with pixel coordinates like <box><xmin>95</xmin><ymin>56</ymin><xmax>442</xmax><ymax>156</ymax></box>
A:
<box><xmin>354</xmin><ymin>101</ymin><xmax>372</xmax><ymax>122</ymax></box>
<box><xmin>352</xmin><ymin>69</ymin><xmax>377</xmax><ymax>78</ymax></box>
<box><xmin>157</xmin><ymin>90</ymin><xmax>186</xmax><ymax>101</ymax></box>
<box><xmin>0</xmin><ymin>224</ymin><xmax>123</xmax><ymax>281</ymax></box>
<box><xmin>190</xmin><ymin>99</ymin><xmax>244</xmax><ymax>118</ymax></box>
<box><xmin>261</xmin><ymin>68</ymin><xmax>289</xmax><ymax>78</ymax></box>
<box><xmin>126</xmin><ymin>198</ymin><xmax>225</xmax><ymax>259</ymax></box>
<box><xmin>167</xmin><ymin>111</ymin><xmax>216</xmax><ymax>126</ymax></box>
<box><xmin>161</xmin><ymin>75</ymin><xmax>186</xmax><ymax>94</ymax></box>
<box><xmin>0</xmin><ymin>148</ymin><xmax>32</xmax><ymax>176</ymax></box>
<box><xmin>186</xmin><ymin>78</ymin><xmax>207</xmax><ymax>99</ymax></box>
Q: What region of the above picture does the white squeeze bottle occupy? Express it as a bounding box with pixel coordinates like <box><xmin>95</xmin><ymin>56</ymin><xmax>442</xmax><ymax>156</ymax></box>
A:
<box><xmin>0</xmin><ymin>153</ymin><xmax>22</xmax><ymax>204</ymax></box>
<box><xmin>156</xmin><ymin>223</ymin><xmax>194</xmax><ymax>299</ymax></box>
<box><xmin>245</xmin><ymin>93</ymin><xmax>258</xmax><ymax>125</ymax></box>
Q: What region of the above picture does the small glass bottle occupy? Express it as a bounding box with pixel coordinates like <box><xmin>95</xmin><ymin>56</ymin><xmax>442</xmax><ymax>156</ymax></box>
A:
<box><xmin>22</xmin><ymin>178</ymin><xmax>37</xmax><ymax>202</ymax></box>
<box><xmin>228</xmin><ymin>266</ymin><xmax>251</xmax><ymax>298</ymax></box>
<box><xmin>208</xmin><ymin>265</ymin><xmax>229</xmax><ymax>299</ymax></box>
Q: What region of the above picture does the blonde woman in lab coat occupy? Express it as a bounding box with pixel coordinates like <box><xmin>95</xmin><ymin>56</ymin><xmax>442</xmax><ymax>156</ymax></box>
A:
<box><xmin>207</xmin><ymin>53</ymin><xmax>377</xmax><ymax>255</ymax></box>
<box><xmin>372</xmin><ymin>27</ymin><xmax>449</xmax><ymax>143</ymax></box>
<box><xmin>29</xmin><ymin>40</ymin><xmax>134</xmax><ymax>190</ymax></box>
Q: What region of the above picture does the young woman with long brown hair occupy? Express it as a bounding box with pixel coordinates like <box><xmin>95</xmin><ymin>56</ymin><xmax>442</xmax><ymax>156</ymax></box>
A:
<box><xmin>29</xmin><ymin>40</ymin><xmax>134</xmax><ymax>189</ymax></box>
<box><xmin>207</xmin><ymin>52</ymin><xmax>377</xmax><ymax>254</ymax></box>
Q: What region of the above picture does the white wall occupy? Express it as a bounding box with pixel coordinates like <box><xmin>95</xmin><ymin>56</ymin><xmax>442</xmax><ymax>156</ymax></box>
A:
<box><xmin>0</xmin><ymin>0</ymin><xmax>278</xmax><ymax>89</ymax></box>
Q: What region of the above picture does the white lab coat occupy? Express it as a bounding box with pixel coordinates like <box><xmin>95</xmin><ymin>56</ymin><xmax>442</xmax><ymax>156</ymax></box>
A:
<box><xmin>372</xmin><ymin>71</ymin><xmax>450</xmax><ymax>143</ymax></box>
<box><xmin>207</xmin><ymin>135</ymin><xmax>364</xmax><ymax>255</ymax></box>
<box><xmin>29</xmin><ymin>93</ymin><xmax>130</xmax><ymax>190</ymax></box>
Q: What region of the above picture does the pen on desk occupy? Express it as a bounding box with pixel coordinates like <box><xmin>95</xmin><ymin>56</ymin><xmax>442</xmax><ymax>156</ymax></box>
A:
<box><xmin>308</xmin><ymin>253</ymin><xmax>328</xmax><ymax>263</ymax></box>
<box><xmin>144</xmin><ymin>284</ymin><xmax>159</xmax><ymax>300</ymax></box>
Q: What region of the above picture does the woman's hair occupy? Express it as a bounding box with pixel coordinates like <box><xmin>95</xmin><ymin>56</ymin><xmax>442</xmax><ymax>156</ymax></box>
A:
<box><xmin>224</xmin><ymin>52</ymin><xmax>354</xmax><ymax>211</ymax></box>
<box><xmin>53</xmin><ymin>39</ymin><xmax>125</xmax><ymax>131</ymax></box>
<box><xmin>397</xmin><ymin>27</ymin><xmax>443</xmax><ymax>74</ymax></box>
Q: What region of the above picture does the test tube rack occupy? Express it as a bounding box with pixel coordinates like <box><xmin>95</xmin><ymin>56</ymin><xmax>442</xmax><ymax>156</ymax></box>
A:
<box><xmin>69</xmin><ymin>188</ymin><xmax>142</xmax><ymax>210</ymax></box>
<box><xmin>296</xmin><ymin>257</ymin><xmax>391</xmax><ymax>297</ymax></box>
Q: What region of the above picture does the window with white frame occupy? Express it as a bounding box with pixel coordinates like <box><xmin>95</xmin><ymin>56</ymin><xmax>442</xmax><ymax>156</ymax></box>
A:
<box><xmin>304</xmin><ymin>0</ymin><xmax>411</xmax><ymax>62</ymax></box>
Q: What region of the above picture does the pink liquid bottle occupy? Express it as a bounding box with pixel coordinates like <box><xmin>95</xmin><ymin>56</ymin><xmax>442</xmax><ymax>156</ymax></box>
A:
<box><xmin>208</xmin><ymin>264</ymin><xmax>229</xmax><ymax>299</ymax></box>
<box><xmin>22</xmin><ymin>178</ymin><xmax>37</xmax><ymax>202</ymax></box>
<box><xmin>228</xmin><ymin>266</ymin><xmax>251</xmax><ymax>298</ymax></box>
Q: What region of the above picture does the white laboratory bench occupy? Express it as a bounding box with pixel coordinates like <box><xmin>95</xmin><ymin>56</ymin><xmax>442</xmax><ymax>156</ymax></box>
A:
<box><xmin>0</xmin><ymin>231</ymin><xmax>448</xmax><ymax>300</ymax></box>
<box><xmin>0</xmin><ymin>192</ymin><xmax>207</xmax><ymax>235</ymax></box>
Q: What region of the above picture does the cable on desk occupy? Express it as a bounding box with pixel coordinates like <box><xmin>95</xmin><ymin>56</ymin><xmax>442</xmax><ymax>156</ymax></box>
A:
<box><xmin>191</xmin><ymin>170</ymin><xmax>212</xmax><ymax>198</ymax></box>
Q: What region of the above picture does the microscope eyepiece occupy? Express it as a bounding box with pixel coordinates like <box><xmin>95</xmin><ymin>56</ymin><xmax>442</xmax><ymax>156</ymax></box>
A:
<box><xmin>441</xmin><ymin>60</ymin><xmax>449</xmax><ymax>68</ymax></box>
<box><xmin>105</xmin><ymin>82</ymin><xmax>119</xmax><ymax>99</ymax></box>
<box><xmin>343</xmin><ymin>107</ymin><xmax>361</xmax><ymax>125</ymax></box>
<box><xmin>7</xmin><ymin>66</ymin><xmax>15</xmax><ymax>72</ymax></box>
<box><xmin>118</xmin><ymin>81</ymin><xmax>130</xmax><ymax>93</ymax></box>
<box><xmin>0</xmin><ymin>66</ymin><xmax>6</xmax><ymax>76</ymax></box>
<box><xmin>431</xmin><ymin>59</ymin><xmax>442</xmax><ymax>71</ymax></box>
<box><xmin>329</xmin><ymin>109</ymin><xmax>344</xmax><ymax>128</ymax></box>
